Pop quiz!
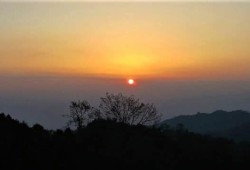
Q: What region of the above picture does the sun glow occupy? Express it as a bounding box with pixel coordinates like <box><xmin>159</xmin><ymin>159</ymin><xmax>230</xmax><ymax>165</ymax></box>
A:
<box><xmin>1</xmin><ymin>3</ymin><xmax>250</xmax><ymax>80</ymax></box>
<box><xmin>128</xmin><ymin>79</ymin><xmax>135</xmax><ymax>85</ymax></box>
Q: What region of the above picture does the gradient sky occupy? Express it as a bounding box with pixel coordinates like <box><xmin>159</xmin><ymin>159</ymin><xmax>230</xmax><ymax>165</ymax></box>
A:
<box><xmin>1</xmin><ymin>2</ymin><xmax>250</xmax><ymax>129</ymax></box>
<box><xmin>1</xmin><ymin>2</ymin><xmax>250</xmax><ymax>79</ymax></box>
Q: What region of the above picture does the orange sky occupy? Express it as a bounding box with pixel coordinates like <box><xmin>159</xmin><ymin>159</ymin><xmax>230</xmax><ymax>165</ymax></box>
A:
<box><xmin>1</xmin><ymin>2</ymin><xmax>250</xmax><ymax>80</ymax></box>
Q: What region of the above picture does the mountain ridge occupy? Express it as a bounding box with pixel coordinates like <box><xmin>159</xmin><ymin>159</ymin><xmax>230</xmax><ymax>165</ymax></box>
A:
<box><xmin>162</xmin><ymin>110</ymin><xmax>250</xmax><ymax>141</ymax></box>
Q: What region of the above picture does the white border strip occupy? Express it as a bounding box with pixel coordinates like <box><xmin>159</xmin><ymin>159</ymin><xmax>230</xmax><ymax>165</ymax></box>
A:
<box><xmin>1</xmin><ymin>0</ymin><xmax>250</xmax><ymax>2</ymax></box>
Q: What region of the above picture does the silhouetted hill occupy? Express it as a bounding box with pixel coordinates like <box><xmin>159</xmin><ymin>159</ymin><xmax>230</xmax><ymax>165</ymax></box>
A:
<box><xmin>162</xmin><ymin>110</ymin><xmax>250</xmax><ymax>141</ymax></box>
<box><xmin>221</xmin><ymin>123</ymin><xmax>250</xmax><ymax>141</ymax></box>
<box><xmin>1</xmin><ymin>112</ymin><xmax>250</xmax><ymax>169</ymax></box>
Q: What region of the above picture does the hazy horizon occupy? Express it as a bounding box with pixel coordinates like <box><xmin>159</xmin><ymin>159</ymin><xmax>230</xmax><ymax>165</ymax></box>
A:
<box><xmin>1</xmin><ymin>76</ymin><xmax>250</xmax><ymax>129</ymax></box>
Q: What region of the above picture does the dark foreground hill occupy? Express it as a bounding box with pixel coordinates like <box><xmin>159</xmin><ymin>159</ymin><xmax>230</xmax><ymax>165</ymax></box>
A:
<box><xmin>162</xmin><ymin>110</ymin><xmax>250</xmax><ymax>141</ymax></box>
<box><xmin>1</xmin><ymin>112</ymin><xmax>250</xmax><ymax>170</ymax></box>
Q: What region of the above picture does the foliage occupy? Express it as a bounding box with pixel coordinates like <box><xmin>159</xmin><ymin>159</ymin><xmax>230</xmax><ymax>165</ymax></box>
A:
<box><xmin>1</xmin><ymin>113</ymin><xmax>250</xmax><ymax>170</ymax></box>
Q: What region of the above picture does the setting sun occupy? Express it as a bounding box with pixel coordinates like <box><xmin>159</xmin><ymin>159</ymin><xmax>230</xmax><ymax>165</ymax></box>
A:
<box><xmin>128</xmin><ymin>79</ymin><xmax>135</xmax><ymax>85</ymax></box>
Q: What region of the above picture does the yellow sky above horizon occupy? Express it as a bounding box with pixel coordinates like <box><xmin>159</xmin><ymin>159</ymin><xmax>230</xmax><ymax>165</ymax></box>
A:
<box><xmin>1</xmin><ymin>2</ymin><xmax>250</xmax><ymax>79</ymax></box>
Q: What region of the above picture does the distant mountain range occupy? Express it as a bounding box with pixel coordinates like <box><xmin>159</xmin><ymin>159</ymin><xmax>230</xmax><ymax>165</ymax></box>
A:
<box><xmin>162</xmin><ymin>110</ymin><xmax>250</xmax><ymax>141</ymax></box>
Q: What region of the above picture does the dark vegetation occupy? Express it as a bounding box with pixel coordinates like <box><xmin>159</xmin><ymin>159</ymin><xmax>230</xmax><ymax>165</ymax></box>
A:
<box><xmin>1</xmin><ymin>112</ymin><xmax>250</xmax><ymax>170</ymax></box>
<box><xmin>163</xmin><ymin>110</ymin><xmax>250</xmax><ymax>141</ymax></box>
<box><xmin>1</xmin><ymin>94</ymin><xmax>250</xmax><ymax>169</ymax></box>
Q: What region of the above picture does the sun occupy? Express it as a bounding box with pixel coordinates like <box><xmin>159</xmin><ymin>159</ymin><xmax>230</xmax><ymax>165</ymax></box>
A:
<box><xmin>128</xmin><ymin>79</ymin><xmax>135</xmax><ymax>85</ymax></box>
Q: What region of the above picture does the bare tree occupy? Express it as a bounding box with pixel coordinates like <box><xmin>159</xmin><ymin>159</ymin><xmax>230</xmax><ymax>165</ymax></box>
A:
<box><xmin>65</xmin><ymin>100</ymin><xmax>93</xmax><ymax>129</ymax></box>
<box><xmin>65</xmin><ymin>93</ymin><xmax>162</xmax><ymax>128</ymax></box>
<box><xmin>99</xmin><ymin>93</ymin><xmax>162</xmax><ymax>125</ymax></box>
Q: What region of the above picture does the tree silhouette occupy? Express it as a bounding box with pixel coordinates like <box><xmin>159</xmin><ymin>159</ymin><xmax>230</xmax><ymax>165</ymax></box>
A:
<box><xmin>99</xmin><ymin>93</ymin><xmax>162</xmax><ymax>125</ymax></box>
<box><xmin>65</xmin><ymin>93</ymin><xmax>162</xmax><ymax>127</ymax></box>
<box><xmin>1</xmin><ymin>112</ymin><xmax>250</xmax><ymax>169</ymax></box>
<box><xmin>64</xmin><ymin>100</ymin><xmax>94</xmax><ymax>129</ymax></box>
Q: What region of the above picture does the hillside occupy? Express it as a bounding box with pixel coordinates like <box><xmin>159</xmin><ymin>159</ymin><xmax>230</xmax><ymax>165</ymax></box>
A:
<box><xmin>1</xmin><ymin>112</ymin><xmax>250</xmax><ymax>169</ymax></box>
<box><xmin>162</xmin><ymin>110</ymin><xmax>250</xmax><ymax>141</ymax></box>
